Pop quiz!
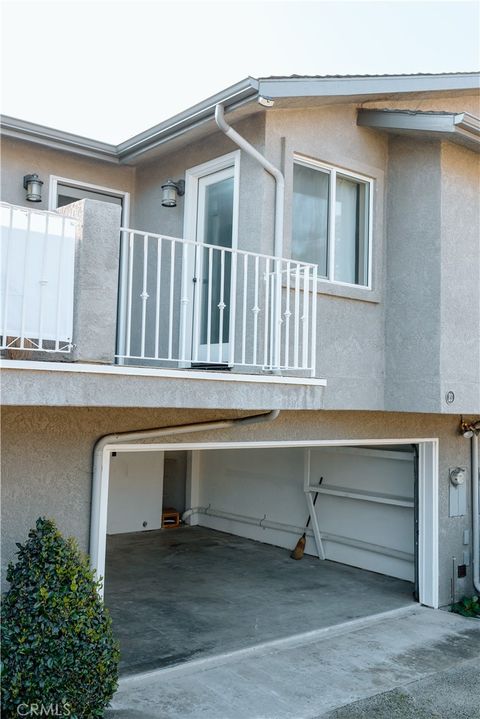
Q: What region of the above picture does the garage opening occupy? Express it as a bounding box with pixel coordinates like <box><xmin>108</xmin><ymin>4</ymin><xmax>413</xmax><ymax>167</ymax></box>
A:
<box><xmin>101</xmin><ymin>441</ymin><xmax>435</xmax><ymax>676</ymax></box>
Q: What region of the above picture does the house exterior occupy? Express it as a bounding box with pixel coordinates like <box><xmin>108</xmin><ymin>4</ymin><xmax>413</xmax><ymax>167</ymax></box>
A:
<box><xmin>1</xmin><ymin>72</ymin><xmax>479</xmax><ymax>616</ymax></box>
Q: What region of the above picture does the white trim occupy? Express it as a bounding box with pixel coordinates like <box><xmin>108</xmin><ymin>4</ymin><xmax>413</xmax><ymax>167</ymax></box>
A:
<box><xmin>93</xmin><ymin>436</ymin><xmax>439</xmax><ymax>608</ymax></box>
<box><xmin>182</xmin><ymin>151</ymin><xmax>241</xmax><ymax>366</ymax></box>
<box><xmin>293</xmin><ymin>154</ymin><xmax>374</xmax><ymax>290</ymax></box>
<box><xmin>48</xmin><ymin>175</ymin><xmax>130</xmax><ymax>225</ymax></box>
<box><xmin>0</xmin><ymin>359</ymin><xmax>326</xmax><ymax>386</ymax></box>
<box><xmin>418</xmin><ymin>441</ymin><xmax>439</xmax><ymax>609</ymax></box>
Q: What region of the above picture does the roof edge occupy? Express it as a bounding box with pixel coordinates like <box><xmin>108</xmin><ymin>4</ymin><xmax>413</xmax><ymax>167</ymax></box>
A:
<box><xmin>357</xmin><ymin>108</ymin><xmax>480</xmax><ymax>152</ymax></box>
<box><xmin>258</xmin><ymin>72</ymin><xmax>480</xmax><ymax>98</ymax></box>
<box><xmin>0</xmin><ymin>115</ymin><xmax>119</xmax><ymax>162</ymax></box>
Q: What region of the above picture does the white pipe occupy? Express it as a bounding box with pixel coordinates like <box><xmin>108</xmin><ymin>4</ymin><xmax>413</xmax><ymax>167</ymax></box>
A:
<box><xmin>215</xmin><ymin>103</ymin><xmax>285</xmax><ymax>370</ymax></box>
<box><xmin>90</xmin><ymin>410</ymin><xmax>279</xmax><ymax>588</ymax></box>
<box><xmin>214</xmin><ymin>103</ymin><xmax>284</xmax><ymax>259</ymax></box>
<box><xmin>472</xmin><ymin>433</ymin><xmax>480</xmax><ymax>593</ymax></box>
<box><xmin>183</xmin><ymin>506</ymin><xmax>414</xmax><ymax>562</ymax></box>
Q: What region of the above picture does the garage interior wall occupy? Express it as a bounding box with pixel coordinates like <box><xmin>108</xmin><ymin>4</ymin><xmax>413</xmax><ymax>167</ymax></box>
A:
<box><xmin>193</xmin><ymin>446</ymin><xmax>415</xmax><ymax>581</ymax></box>
<box><xmin>107</xmin><ymin>451</ymin><xmax>165</xmax><ymax>534</ymax></box>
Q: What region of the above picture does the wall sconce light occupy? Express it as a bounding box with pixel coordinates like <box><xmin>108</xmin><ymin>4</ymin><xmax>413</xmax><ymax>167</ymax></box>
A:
<box><xmin>23</xmin><ymin>174</ymin><xmax>44</xmax><ymax>202</ymax></box>
<box><xmin>161</xmin><ymin>179</ymin><xmax>185</xmax><ymax>208</ymax></box>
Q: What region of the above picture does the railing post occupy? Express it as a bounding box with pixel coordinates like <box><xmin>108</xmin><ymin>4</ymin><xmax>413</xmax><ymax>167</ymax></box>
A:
<box><xmin>273</xmin><ymin>257</ymin><xmax>282</xmax><ymax>371</ymax></box>
<box><xmin>310</xmin><ymin>265</ymin><xmax>318</xmax><ymax>377</ymax></box>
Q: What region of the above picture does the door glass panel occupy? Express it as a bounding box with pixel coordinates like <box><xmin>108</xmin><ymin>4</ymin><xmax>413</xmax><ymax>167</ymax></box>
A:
<box><xmin>200</xmin><ymin>177</ymin><xmax>234</xmax><ymax>346</ymax></box>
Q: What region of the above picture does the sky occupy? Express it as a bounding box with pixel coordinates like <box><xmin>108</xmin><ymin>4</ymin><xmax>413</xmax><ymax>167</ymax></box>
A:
<box><xmin>1</xmin><ymin>0</ymin><xmax>479</xmax><ymax>143</ymax></box>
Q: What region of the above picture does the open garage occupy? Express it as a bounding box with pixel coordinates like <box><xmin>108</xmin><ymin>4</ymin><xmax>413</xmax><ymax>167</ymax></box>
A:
<box><xmin>99</xmin><ymin>440</ymin><xmax>438</xmax><ymax>675</ymax></box>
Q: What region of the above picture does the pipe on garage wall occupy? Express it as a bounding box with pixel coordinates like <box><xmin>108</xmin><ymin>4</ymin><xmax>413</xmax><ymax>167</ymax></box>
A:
<box><xmin>90</xmin><ymin>410</ymin><xmax>280</xmax><ymax>589</ymax></box>
<box><xmin>182</xmin><ymin>506</ymin><xmax>414</xmax><ymax>563</ymax></box>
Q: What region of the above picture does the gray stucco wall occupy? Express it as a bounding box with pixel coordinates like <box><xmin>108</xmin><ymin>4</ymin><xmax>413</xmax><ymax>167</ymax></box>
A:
<box><xmin>133</xmin><ymin>114</ymin><xmax>268</xmax><ymax>256</ymax></box>
<box><xmin>0</xmin><ymin>136</ymin><xmax>135</xmax><ymax>212</ymax></box>
<box><xmin>440</xmin><ymin>142</ymin><xmax>480</xmax><ymax>411</ymax></box>
<box><xmin>131</xmin><ymin>105</ymin><xmax>389</xmax><ymax>410</ymax></box>
<box><xmin>385</xmin><ymin>137</ymin><xmax>480</xmax><ymax>414</ymax></box>
<box><xmin>0</xmin><ymin>406</ymin><xmax>474</xmax><ymax>607</ymax></box>
<box><xmin>385</xmin><ymin>138</ymin><xmax>443</xmax><ymax>412</ymax></box>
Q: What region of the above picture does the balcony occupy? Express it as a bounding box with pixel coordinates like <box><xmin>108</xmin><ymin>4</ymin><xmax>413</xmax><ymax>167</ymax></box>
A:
<box><xmin>1</xmin><ymin>201</ymin><xmax>318</xmax><ymax>374</ymax></box>
<box><xmin>1</xmin><ymin>200</ymin><xmax>325</xmax><ymax>410</ymax></box>
<box><xmin>118</xmin><ymin>228</ymin><xmax>318</xmax><ymax>376</ymax></box>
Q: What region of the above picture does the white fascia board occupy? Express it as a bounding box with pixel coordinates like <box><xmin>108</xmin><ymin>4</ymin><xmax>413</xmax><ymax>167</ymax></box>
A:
<box><xmin>0</xmin><ymin>359</ymin><xmax>327</xmax><ymax>387</ymax></box>
<box><xmin>0</xmin><ymin>115</ymin><xmax>119</xmax><ymax>162</ymax></box>
<box><xmin>117</xmin><ymin>78</ymin><xmax>259</xmax><ymax>161</ymax></box>
<box><xmin>259</xmin><ymin>73</ymin><xmax>480</xmax><ymax>99</ymax></box>
<box><xmin>1</xmin><ymin>78</ymin><xmax>259</xmax><ymax>163</ymax></box>
<box><xmin>357</xmin><ymin>109</ymin><xmax>480</xmax><ymax>152</ymax></box>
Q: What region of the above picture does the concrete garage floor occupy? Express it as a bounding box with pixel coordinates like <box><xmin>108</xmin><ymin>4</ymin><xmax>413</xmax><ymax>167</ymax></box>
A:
<box><xmin>104</xmin><ymin>526</ymin><xmax>414</xmax><ymax>676</ymax></box>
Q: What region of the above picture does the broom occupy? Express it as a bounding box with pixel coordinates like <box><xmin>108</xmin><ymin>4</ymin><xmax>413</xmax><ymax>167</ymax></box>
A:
<box><xmin>290</xmin><ymin>478</ymin><xmax>323</xmax><ymax>560</ymax></box>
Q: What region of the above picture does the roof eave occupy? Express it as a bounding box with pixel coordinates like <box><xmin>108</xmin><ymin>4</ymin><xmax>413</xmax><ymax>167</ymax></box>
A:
<box><xmin>117</xmin><ymin>77</ymin><xmax>259</xmax><ymax>162</ymax></box>
<box><xmin>357</xmin><ymin>109</ymin><xmax>480</xmax><ymax>153</ymax></box>
<box><xmin>258</xmin><ymin>73</ymin><xmax>480</xmax><ymax>99</ymax></box>
<box><xmin>0</xmin><ymin>115</ymin><xmax>119</xmax><ymax>163</ymax></box>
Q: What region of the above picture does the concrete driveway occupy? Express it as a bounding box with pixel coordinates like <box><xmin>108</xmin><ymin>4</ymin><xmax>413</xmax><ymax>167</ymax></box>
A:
<box><xmin>106</xmin><ymin>606</ymin><xmax>480</xmax><ymax>719</ymax></box>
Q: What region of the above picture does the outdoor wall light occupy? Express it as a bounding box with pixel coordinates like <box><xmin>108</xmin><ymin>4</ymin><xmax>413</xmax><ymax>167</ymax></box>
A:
<box><xmin>23</xmin><ymin>173</ymin><xmax>44</xmax><ymax>202</ymax></box>
<box><xmin>460</xmin><ymin>419</ymin><xmax>480</xmax><ymax>438</ymax></box>
<box><xmin>161</xmin><ymin>179</ymin><xmax>185</xmax><ymax>208</ymax></box>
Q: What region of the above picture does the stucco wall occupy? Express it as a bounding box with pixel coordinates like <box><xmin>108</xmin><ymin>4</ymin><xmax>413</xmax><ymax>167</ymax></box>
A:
<box><xmin>385</xmin><ymin>137</ymin><xmax>442</xmax><ymax>412</ymax></box>
<box><xmin>440</xmin><ymin>142</ymin><xmax>480</xmax><ymax>411</ymax></box>
<box><xmin>133</xmin><ymin>114</ymin><xmax>269</xmax><ymax>256</ymax></box>
<box><xmin>385</xmin><ymin>136</ymin><xmax>480</xmax><ymax>414</ymax></box>
<box><xmin>1</xmin><ymin>405</ymin><xmax>474</xmax><ymax>606</ymax></box>
<box><xmin>265</xmin><ymin>105</ymin><xmax>388</xmax><ymax>409</ymax></box>
<box><xmin>0</xmin><ymin>136</ymin><xmax>135</xmax><ymax>212</ymax></box>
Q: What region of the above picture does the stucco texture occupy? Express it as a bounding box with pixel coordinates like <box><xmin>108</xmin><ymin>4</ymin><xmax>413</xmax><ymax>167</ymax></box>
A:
<box><xmin>0</xmin><ymin>406</ymin><xmax>474</xmax><ymax>606</ymax></box>
<box><xmin>0</xmin><ymin>137</ymin><xmax>135</xmax><ymax>211</ymax></box>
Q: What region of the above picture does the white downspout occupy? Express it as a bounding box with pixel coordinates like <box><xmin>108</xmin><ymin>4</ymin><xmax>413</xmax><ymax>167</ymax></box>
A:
<box><xmin>90</xmin><ymin>410</ymin><xmax>279</xmax><ymax>590</ymax></box>
<box><xmin>472</xmin><ymin>433</ymin><xmax>480</xmax><ymax>593</ymax></box>
<box><xmin>215</xmin><ymin>103</ymin><xmax>284</xmax><ymax>370</ymax></box>
<box><xmin>214</xmin><ymin>103</ymin><xmax>284</xmax><ymax>259</ymax></box>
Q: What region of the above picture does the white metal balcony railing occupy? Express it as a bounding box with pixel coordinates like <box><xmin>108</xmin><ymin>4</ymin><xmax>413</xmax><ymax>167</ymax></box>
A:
<box><xmin>117</xmin><ymin>228</ymin><xmax>318</xmax><ymax>375</ymax></box>
<box><xmin>0</xmin><ymin>203</ymin><xmax>77</xmax><ymax>353</ymax></box>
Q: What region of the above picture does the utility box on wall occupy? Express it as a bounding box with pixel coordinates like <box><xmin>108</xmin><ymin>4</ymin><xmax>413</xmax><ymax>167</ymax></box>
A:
<box><xmin>449</xmin><ymin>467</ymin><xmax>467</xmax><ymax>517</ymax></box>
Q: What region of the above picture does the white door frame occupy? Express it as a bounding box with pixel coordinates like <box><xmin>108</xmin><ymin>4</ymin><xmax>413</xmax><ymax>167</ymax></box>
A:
<box><xmin>91</xmin><ymin>437</ymin><xmax>439</xmax><ymax>608</ymax></box>
<box><xmin>180</xmin><ymin>151</ymin><xmax>241</xmax><ymax>365</ymax></box>
<box><xmin>48</xmin><ymin>175</ymin><xmax>130</xmax><ymax>225</ymax></box>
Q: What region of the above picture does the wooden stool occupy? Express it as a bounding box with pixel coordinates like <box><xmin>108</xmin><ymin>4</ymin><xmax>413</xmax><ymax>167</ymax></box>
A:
<box><xmin>162</xmin><ymin>508</ymin><xmax>180</xmax><ymax>529</ymax></box>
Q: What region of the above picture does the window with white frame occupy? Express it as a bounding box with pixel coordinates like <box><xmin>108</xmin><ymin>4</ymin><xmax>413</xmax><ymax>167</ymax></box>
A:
<box><xmin>292</xmin><ymin>157</ymin><xmax>372</xmax><ymax>287</ymax></box>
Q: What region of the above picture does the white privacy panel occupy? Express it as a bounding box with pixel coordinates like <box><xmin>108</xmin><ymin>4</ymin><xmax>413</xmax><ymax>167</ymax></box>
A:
<box><xmin>0</xmin><ymin>203</ymin><xmax>76</xmax><ymax>350</ymax></box>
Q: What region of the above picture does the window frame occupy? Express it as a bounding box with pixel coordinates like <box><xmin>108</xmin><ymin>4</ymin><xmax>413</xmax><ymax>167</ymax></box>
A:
<box><xmin>292</xmin><ymin>154</ymin><xmax>374</xmax><ymax>291</ymax></box>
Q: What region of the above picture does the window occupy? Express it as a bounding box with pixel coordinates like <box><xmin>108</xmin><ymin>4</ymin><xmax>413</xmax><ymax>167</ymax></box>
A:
<box><xmin>292</xmin><ymin>158</ymin><xmax>372</xmax><ymax>287</ymax></box>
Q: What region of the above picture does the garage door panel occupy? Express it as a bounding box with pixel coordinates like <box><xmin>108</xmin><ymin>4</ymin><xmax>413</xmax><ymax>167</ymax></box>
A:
<box><xmin>317</xmin><ymin>496</ymin><xmax>414</xmax><ymax>555</ymax></box>
<box><xmin>310</xmin><ymin>449</ymin><xmax>414</xmax><ymax>500</ymax></box>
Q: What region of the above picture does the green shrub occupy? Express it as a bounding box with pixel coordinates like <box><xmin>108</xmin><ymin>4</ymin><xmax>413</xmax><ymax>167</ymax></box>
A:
<box><xmin>451</xmin><ymin>594</ymin><xmax>480</xmax><ymax>618</ymax></box>
<box><xmin>1</xmin><ymin>517</ymin><xmax>120</xmax><ymax>718</ymax></box>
